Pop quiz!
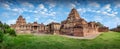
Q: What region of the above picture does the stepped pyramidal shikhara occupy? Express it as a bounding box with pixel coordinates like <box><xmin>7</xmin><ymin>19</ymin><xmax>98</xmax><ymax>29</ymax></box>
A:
<box><xmin>11</xmin><ymin>8</ymin><xmax>105</xmax><ymax>37</ymax></box>
<box><xmin>60</xmin><ymin>8</ymin><xmax>99</xmax><ymax>37</ymax></box>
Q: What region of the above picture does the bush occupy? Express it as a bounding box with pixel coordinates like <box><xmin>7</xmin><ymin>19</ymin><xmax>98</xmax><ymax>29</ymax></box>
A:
<box><xmin>4</xmin><ymin>23</ymin><xmax>10</xmax><ymax>29</ymax></box>
<box><xmin>6</xmin><ymin>28</ymin><xmax>16</xmax><ymax>36</ymax></box>
<box><xmin>0</xmin><ymin>30</ymin><xmax>3</xmax><ymax>43</ymax></box>
<box><xmin>9</xmin><ymin>29</ymin><xmax>16</xmax><ymax>36</ymax></box>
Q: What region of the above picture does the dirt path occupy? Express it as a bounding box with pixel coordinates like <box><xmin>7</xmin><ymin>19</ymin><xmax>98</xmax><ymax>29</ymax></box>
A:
<box><xmin>60</xmin><ymin>33</ymin><xmax>101</xmax><ymax>39</ymax></box>
<box><xmin>32</xmin><ymin>32</ymin><xmax>102</xmax><ymax>39</ymax></box>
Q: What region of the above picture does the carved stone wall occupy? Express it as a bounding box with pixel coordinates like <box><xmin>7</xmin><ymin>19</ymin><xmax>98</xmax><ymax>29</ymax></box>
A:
<box><xmin>60</xmin><ymin>8</ymin><xmax>99</xmax><ymax>37</ymax></box>
<box><xmin>11</xmin><ymin>15</ymin><xmax>46</xmax><ymax>34</ymax></box>
<box><xmin>10</xmin><ymin>8</ymin><xmax>105</xmax><ymax>37</ymax></box>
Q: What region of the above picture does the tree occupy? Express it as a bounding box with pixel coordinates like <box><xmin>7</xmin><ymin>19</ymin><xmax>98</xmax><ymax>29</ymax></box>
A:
<box><xmin>117</xmin><ymin>25</ymin><xmax>120</xmax><ymax>28</ymax></box>
<box><xmin>0</xmin><ymin>21</ymin><xmax>3</xmax><ymax>30</ymax></box>
<box><xmin>96</xmin><ymin>22</ymin><xmax>104</xmax><ymax>27</ymax></box>
<box><xmin>0</xmin><ymin>30</ymin><xmax>3</xmax><ymax>43</ymax></box>
<box><xmin>0</xmin><ymin>21</ymin><xmax>16</xmax><ymax>43</ymax></box>
<box><xmin>3</xmin><ymin>24</ymin><xmax>10</xmax><ymax>34</ymax></box>
<box><xmin>0</xmin><ymin>21</ymin><xmax>3</xmax><ymax>43</ymax></box>
<box><xmin>4</xmin><ymin>23</ymin><xmax>10</xmax><ymax>29</ymax></box>
<box><xmin>0</xmin><ymin>21</ymin><xmax>2</xmax><ymax>24</ymax></box>
<box><xmin>6</xmin><ymin>28</ymin><xmax>16</xmax><ymax>36</ymax></box>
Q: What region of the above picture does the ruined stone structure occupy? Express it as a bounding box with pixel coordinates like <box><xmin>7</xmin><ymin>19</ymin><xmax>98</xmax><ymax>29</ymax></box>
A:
<box><xmin>11</xmin><ymin>15</ymin><xmax>46</xmax><ymax>34</ymax></box>
<box><xmin>47</xmin><ymin>22</ymin><xmax>61</xmax><ymax>35</ymax></box>
<box><xmin>98</xmin><ymin>27</ymin><xmax>109</xmax><ymax>32</ymax></box>
<box><xmin>11</xmin><ymin>8</ymin><xmax>102</xmax><ymax>37</ymax></box>
<box><xmin>111</xmin><ymin>26</ymin><xmax>120</xmax><ymax>32</ymax></box>
<box><xmin>60</xmin><ymin>8</ymin><xmax>99</xmax><ymax>37</ymax></box>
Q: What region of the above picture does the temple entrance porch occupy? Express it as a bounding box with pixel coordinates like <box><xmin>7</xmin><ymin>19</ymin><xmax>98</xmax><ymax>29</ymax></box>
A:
<box><xmin>31</xmin><ymin>26</ymin><xmax>39</xmax><ymax>33</ymax></box>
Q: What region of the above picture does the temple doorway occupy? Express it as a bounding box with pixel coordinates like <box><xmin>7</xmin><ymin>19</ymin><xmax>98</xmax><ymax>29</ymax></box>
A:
<box><xmin>33</xmin><ymin>26</ymin><xmax>37</xmax><ymax>30</ymax></box>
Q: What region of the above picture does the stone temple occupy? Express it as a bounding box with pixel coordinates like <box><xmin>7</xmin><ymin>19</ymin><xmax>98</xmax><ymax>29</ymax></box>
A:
<box><xmin>11</xmin><ymin>8</ymin><xmax>104</xmax><ymax>37</ymax></box>
<box><xmin>60</xmin><ymin>8</ymin><xmax>99</xmax><ymax>37</ymax></box>
<box><xmin>11</xmin><ymin>15</ymin><xmax>45</xmax><ymax>34</ymax></box>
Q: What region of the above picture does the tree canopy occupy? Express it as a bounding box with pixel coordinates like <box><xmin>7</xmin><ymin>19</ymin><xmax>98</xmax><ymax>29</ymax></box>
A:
<box><xmin>0</xmin><ymin>21</ymin><xmax>16</xmax><ymax>43</ymax></box>
<box><xmin>96</xmin><ymin>22</ymin><xmax>104</xmax><ymax>27</ymax></box>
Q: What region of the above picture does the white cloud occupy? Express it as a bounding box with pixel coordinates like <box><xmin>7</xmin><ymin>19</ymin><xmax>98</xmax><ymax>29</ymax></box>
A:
<box><xmin>115</xmin><ymin>3</ymin><xmax>120</xmax><ymax>8</ymax></box>
<box><xmin>44</xmin><ymin>19</ymin><xmax>57</xmax><ymax>25</ymax></box>
<box><xmin>26</xmin><ymin>16</ymin><xmax>30</xmax><ymax>20</ymax></box>
<box><xmin>21</xmin><ymin>2</ymin><xmax>34</xmax><ymax>8</ymax></box>
<box><xmin>101</xmin><ymin>11</ymin><xmax>118</xmax><ymax>17</ymax></box>
<box><xmin>47</xmin><ymin>12</ymin><xmax>56</xmax><ymax>16</ymax></box>
<box><xmin>69</xmin><ymin>3</ymin><xmax>76</xmax><ymax>9</ymax></box>
<box><xmin>1</xmin><ymin>3</ymin><xmax>10</xmax><ymax>10</ymax></box>
<box><xmin>43</xmin><ymin>8</ymin><xmax>48</xmax><ymax>12</ymax></box>
<box><xmin>1</xmin><ymin>2</ymin><xmax>35</xmax><ymax>14</ymax></box>
<box><xmin>6</xmin><ymin>19</ymin><xmax>16</xmax><ymax>25</ymax></box>
<box><xmin>96</xmin><ymin>11</ymin><xmax>101</xmax><ymax>13</ymax></box>
<box><xmin>104</xmin><ymin>4</ymin><xmax>110</xmax><ymax>9</ymax></box>
<box><xmin>38</xmin><ymin>4</ymin><xmax>45</xmax><ymax>9</ymax></box>
<box><xmin>49</xmin><ymin>3</ymin><xmax>56</xmax><ymax>8</ymax></box>
<box><xmin>1</xmin><ymin>4</ymin><xmax>23</xmax><ymax>14</ymax></box>
<box><xmin>104</xmin><ymin>16</ymin><xmax>120</xmax><ymax>28</ymax></box>
<box><xmin>45</xmin><ymin>0</ymin><xmax>56</xmax><ymax>8</ymax></box>
<box><xmin>115</xmin><ymin>1</ymin><xmax>120</xmax><ymax>8</ymax></box>
<box><xmin>35</xmin><ymin>18</ymin><xmax>39</xmax><ymax>21</ymax></box>
<box><xmin>94</xmin><ymin>16</ymin><xmax>103</xmax><ymax>22</ymax></box>
<box><xmin>89</xmin><ymin>2</ymin><xmax>100</xmax><ymax>7</ymax></box>
<box><xmin>64</xmin><ymin>12</ymin><xmax>69</xmax><ymax>15</ymax></box>
<box><xmin>1</xmin><ymin>12</ymin><xmax>17</xmax><ymax>18</ymax></box>
<box><xmin>39</xmin><ymin>11</ymin><xmax>56</xmax><ymax>17</ymax></box>
<box><xmin>74</xmin><ymin>1</ymin><xmax>80</xmax><ymax>5</ymax></box>
<box><xmin>33</xmin><ymin>11</ymin><xmax>38</xmax><ymax>13</ymax></box>
<box><xmin>77</xmin><ymin>6</ymin><xmax>117</xmax><ymax>17</ymax></box>
<box><xmin>76</xmin><ymin>4</ymin><xmax>119</xmax><ymax>28</ymax></box>
<box><xmin>16</xmin><ymin>2</ymin><xmax>34</xmax><ymax>13</ymax></box>
<box><xmin>12</xmin><ymin>8</ymin><xmax>19</xmax><ymax>11</ymax></box>
<box><xmin>103</xmin><ymin>4</ymin><xmax>111</xmax><ymax>12</ymax></box>
<box><xmin>37</xmin><ymin>4</ymin><xmax>48</xmax><ymax>12</ymax></box>
<box><xmin>77</xmin><ymin>8</ymin><xmax>86</xmax><ymax>13</ymax></box>
<box><xmin>0</xmin><ymin>2</ymin><xmax>58</xmax><ymax>25</ymax></box>
<box><xmin>35</xmin><ymin>4</ymin><xmax>56</xmax><ymax>17</ymax></box>
<box><xmin>11</xmin><ymin>8</ymin><xmax>24</xmax><ymax>14</ymax></box>
<box><xmin>1</xmin><ymin>3</ymin><xmax>23</xmax><ymax>14</ymax></box>
<box><xmin>115</xmin><ymin>17</ymin><xmax>120</xmax><ymax>24</ymax></box>
<box><xmin>1</xmin><ymin>12</ymin><xmax>10</xmax><ymax>18</ymax></box>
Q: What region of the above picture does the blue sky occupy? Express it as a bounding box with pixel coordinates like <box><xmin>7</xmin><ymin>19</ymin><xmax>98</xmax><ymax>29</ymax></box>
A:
<box><xmin>0</xmin><ymin>0</ymin><xmax>120</xmax><ymax>29</ymax></box>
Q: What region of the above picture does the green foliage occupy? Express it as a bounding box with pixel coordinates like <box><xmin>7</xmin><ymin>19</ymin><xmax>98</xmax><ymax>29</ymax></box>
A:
<box><xmin>0</xmin><ymin>21</ymin><xmax>3</xmax><ymax>31</ymax></box>
<box><xmin>0</xmin><ymin>30</ymin><xmax>3</xmax><ymax>43</ymax></box>
<box><xmin>3</xmin><ymin>23</ymin><xmax>10</xmax><ymax>29</ymax></box>
<box><xmin>0</xmin><ymin>21</ymin><xmax>2</xmax><ymax>24</ymax></box>
<box><xmin>96</xmin><ymin>22</ymin><xmax>104</xmax><ymax>27</ymax></box>
<box><xmin>10</xmin><ymin>29</ymin><xmax>16</xmax><ymax>36</ymax></box>
<box><xmin>6</xmin><ymin>28</ymin><xmax>16</xmax><ymax>36</ymax></box>
<box><xmin>1</xmin><ymin>31</ymin><xmax>120</xmax><ymax>49</ymax></box>
<box><xmin>117</xmin><ymin>25</ymin><xmax>120</xmax><ymax>28</ymax></box>
<box><xmin>0</xmin><ymin>21</ymin><xmax>16</xmax><ymax>36</ymax></box>
<box><xmin>0</xmin><ymin>21</ymin><xmax>16</xmax><ymax>44</ymax></box>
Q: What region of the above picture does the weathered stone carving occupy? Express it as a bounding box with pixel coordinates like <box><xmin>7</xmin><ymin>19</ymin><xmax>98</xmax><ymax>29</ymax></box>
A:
<box><xmin>60</xmin><ymin>8</ymin><xmax>99</xmax><ymax>37</ymax></box>
<box><xmin>11</xmin><ymin>8</ymin><xmax>108</xmax><ymax>37</ymax></box>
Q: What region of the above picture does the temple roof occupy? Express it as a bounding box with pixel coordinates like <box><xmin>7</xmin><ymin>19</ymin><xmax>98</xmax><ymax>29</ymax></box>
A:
<box><xmin>16</xmin><ymin>15</ymin><xmax>26</xmax><ymax>25</ymax></box>
<box><xmin>48</xmin><ymin>22</ymin><xmax>60</xmax><ymax>25</ymax></box>
<box><xmin>67</xmin><ymin>8</ymin><xmax>81</xmax><ymax>20</ymax></box>
<box><xmin>61</xmin><ymin>8</ymin><xmax>88</xmax><ymax>24</ymax></box>
<box><xmin>18</xmin><ymin>15</ymin><xmax>23</xmax><ymax>19</ymax></box>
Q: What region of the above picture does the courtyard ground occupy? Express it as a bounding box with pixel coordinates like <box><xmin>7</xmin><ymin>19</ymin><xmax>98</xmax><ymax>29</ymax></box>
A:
<box><xmin>0</xmin><ymin>31</ymin><xmax>120</xmax><ymax>49</ymax></box>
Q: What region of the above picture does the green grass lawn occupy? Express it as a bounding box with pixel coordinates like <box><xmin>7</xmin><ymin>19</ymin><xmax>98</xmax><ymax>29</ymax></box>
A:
<box><xmin>1</xmin><ymin>31</ymin><xmax>120</xmax><ymax>49</ymax></box>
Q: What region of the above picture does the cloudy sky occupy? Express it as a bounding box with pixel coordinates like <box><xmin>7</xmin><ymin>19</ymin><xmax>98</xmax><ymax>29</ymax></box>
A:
<box><xmin>0</xmin><ymin>0</ymin><xmax>120</xmax><ymax>29</ymax></box>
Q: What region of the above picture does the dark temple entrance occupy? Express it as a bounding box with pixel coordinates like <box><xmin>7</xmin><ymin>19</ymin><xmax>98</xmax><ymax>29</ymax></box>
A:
<box><xmin>33</xmin><ymin>26</ymin><xmax>37</xmax><ymax>30</ymax></box>
<box><xmin>31</xmin><ymin>26</ymin><xmax>39</xmax><ymax>33</ymax></box>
